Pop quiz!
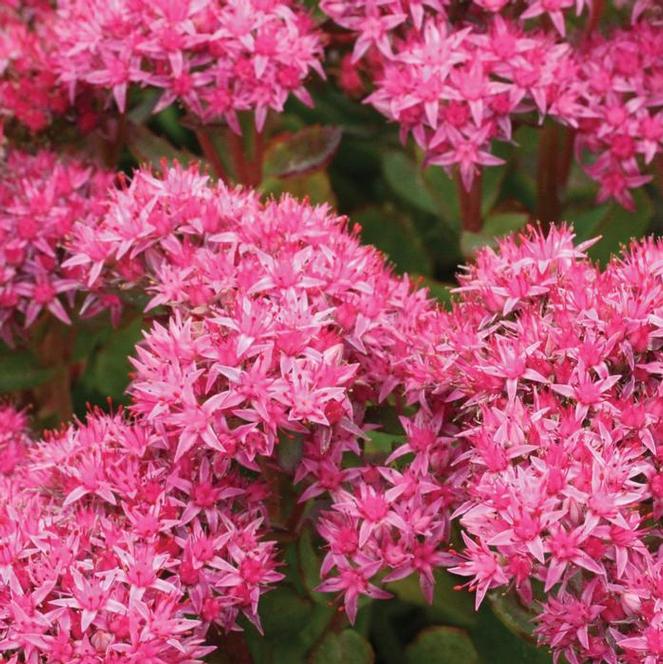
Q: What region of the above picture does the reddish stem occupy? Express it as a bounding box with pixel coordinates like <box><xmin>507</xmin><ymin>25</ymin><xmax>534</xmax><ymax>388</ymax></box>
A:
<box><xmin>653</xmin><ymin>154</ymin><xmax>663</xmax><ymax>196</ymax></box>
<box><xmin>286</xmin><ymin>498</ymin><xmax>307</xmax><ymax>535</ymax></box>
<box><xmin>105</xmin><ymin>113</ymin><xmax>127</xmax><ymax>168</ymax></box>
<box><xmin>536</xmin><ymin>122</ymin><xmax>561</xmax><ymax>230</ymax></box>
<box><xmin>558</xmin><ymin>126</ymin><xmax>576</xmax><ymax>193</ymax></box>
<box><xmin>584</xmin><ymin>0</ymin><xmax>605</xmax><ymax>41</ymax></box>
<box><xmin>251</xmin><ymin>126</ymin><xmax>265</xmax><ymax>187</ymax></box>
<box><xmin>457</xmin><ymin>171</ymin><xmax>483</xmax><ymax>232</ymax></box>
<box><xmin>33</xmin><ymin>321</ymin><xmax>74</xmax><ymax>423</ymax></box>
<box><xmin>229</xmin><ymin>130</ymin><xmax>250</xmax><ymax>185</ymax></box>
<box><xmin>195</xmin><ymin>127</ymin><xmax>229</xmax><ymax>183</ymax></box>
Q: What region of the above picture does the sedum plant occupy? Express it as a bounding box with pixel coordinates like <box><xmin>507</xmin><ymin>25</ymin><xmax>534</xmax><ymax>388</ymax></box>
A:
<box><xmin>0</xmin><ymin>1</ymin><xmax>663</xmax><ymax>663</ymax></box>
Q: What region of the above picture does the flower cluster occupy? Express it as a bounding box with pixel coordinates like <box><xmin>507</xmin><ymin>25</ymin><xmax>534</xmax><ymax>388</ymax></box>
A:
<box><xmin>321</xmin><ymin>0</ymin><xmax>592</xmax><ymax>44</ymax></box>
<box><xmin>311</xmin><ymin>405</ymin><xmax>460</xmax><ymax>622</ymax></box>
<box><xmin>364</xmin><ymin>18</ymin><xmax>572</xmax><ymax>190</ymax></box>
<box><xmin>7</xmin><ymin>149</ymin><xmax>663</xmax><ymax>662</ymax></box>
<box><xmin>0</xmin><ymin>149</ymin><xmax>112</xmax><ymax>343</ymax></box>
<box><xmin>53</xmin><ymin>0</ymin><xmax>324</xmax><ymax>131</ymax></box>
<box><xmin>0</xmin><ymin>407</ymin><xmax>283</xmax><ymax>662</ymax></box>
<box><xmin>0</xmin><ymin>1</ymin><xmax>68</xmax><ymax>133</ymax></box>
<box><xmin>67</xmin><ymin>161</ymin><xmax>461</xmax><ymax>624</ymax></box>
<box><xmin>569</xmin><ymin>23</ymin><xmax>663</xmax><ymax>210</ymax></box>
<box><xmin>443</xmin><ymin>227</ymin><xmax>663</xmax><ymax>663</ymax></box>
<box><xmin>2</xmin><ymin>0</ymin><xmax>663</xmax><ymax>660</ymax></box>
<box><xmin>0</xmin><ymin>404</ymin><xmax>29</xmax><ymax>475</ymax></box>
<box><xmin>322</xmin><ymin>0</ymin><xmax>663</xmax><ymax>205</ymax></box>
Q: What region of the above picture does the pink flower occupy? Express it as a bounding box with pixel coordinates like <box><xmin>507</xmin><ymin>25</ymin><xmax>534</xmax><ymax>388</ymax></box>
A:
<box><xmin>0</xmin><ymin>149</ymin><xmax>112</xmax><ymax>342</ymax></box>
<box><xmin>53</xmin><ymin>0</ymin><xmax>324</xmax><ymax>129</ymax></box>
<box><xmin>0</xmin><ymin>2</ymin><xmax>68</xmax><ymax>132</ymax></box>
<box><xmin>0</xmin><ymin>409</ymin><xmax>281</xmax><ymax>661</ymax></box>
<box><xmin>521</xmin><ymin>0</ymin><xmax>575</xmax><ymax>36</ymax></box>
<box><xmin>428</xmin><ymin>124</ymin><xmax>505</xmax><ymax>190</ymax></box>
<box><xmin>65</xmin><ymin>161</ymin><xmax>460</xmax><ymax>627</ymax></box>
<box><xmin>323</xmin><ymin>0</ymin><xmax>663</xmax><ymax>203</ymax></box>
<box><xmin>449</xmin><ymin>533</ymin><xmax>510</xmax><ymax>609</ymax></box>
<box><xmin>316</xmin><ymin>555</ymin><xmax>391</xmax><ymax>624</ymax></box>
<box><xmin>442</xmin><ymin>227</ymin><xmax>663</xmax><ymax>663</ymax></box>
<box><xmin>0</xmin><ymin>405</ymin><xmax>28</xmax><ymax>475</ymax></box>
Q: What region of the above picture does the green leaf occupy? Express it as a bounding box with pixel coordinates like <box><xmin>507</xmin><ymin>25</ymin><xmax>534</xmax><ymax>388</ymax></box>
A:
<box><xmin>290</xmin><ymin>87</ymin><xmax>383</xmax><ymax>137</ymax></box>
<box><xmin>261</xmin><ymin>171</ymin><xmax>337</xmax><ymax>206</ymax></box>
<box><xmin>570</xmin><ymin>204</ymin><xmax>611</xmax><ymax>243</ymax></box>
<box><xmin>460</xmin><ymin>231</ymin><xmax>494</xmax><ymax>258</ymax></box>
<box><xmin>481</xmin><ymin>165</ymin><xmax>507</xmax><ymax>217</ymax></box>
<box><xmin>365</xmin><ymin>430</ymin><xmax>398</xmax><ymax>456</ymax></box>
<box><xmin>0</xmin><ymin>349</ymin><xmax>55</xmax><ymax>392</ymax></box>
<box><xmin>126</xmin><ymin>122</ymin><xmax>196</xmax><ymax>168</ymax></box>
<box><xmin>387</xmin><ymin>570</ymin><xmax>476</xmax><ymax>629</ymax></box>
<box><xmin>242</xmin><ymin>601</ymin><xmax>334</xmax><ymax>664</ymax></box>
<box><xmin>406</xmin><ymin>626</ymin><xmax>479</xmax><ymax>664</ymax></box>
<box><xmin>369</xmin><ymin>600</ymin><xmax>410</xmax><ymax>664</ymax></box>
<box><xmin>416</xmin><ymin>277</ymin><xmax>454</xmax><ymax>309</ymax></box>
<box><xmin>278</xmin><ymin>432</ymin><xmax>304</xmax><ymax>473</ymax></box>
<box><xmin>246</xmin><ymin>636</ymin><xmax>308</xmax><ymax>664</ymax></box>
<box><xmin>263</xmin><ymin>126</ymin><xmax>342</xmax><ymax>179</ymax></box>
<box><xmin>483</xmin><ymin>212</ymin><xmax>529</xmax><ymax>236</ymax></box>
<box><xmin>311</xmin><ymin>630</ymin><xmax>374</xmax><ymax>664</ymax></box>
<box><xmin>503</xmin><ymin>125</ymin><xmax>539</xmax><ymax>211</ymax></box>
<box><xmin>471</xmin><ymin>603</ymin><xmax>553</xmax><ymax>664</ymax></box>
<box><xmin>298</xmin><ymin>603</ymin><xmax>337</xmax><ymax>647</ymax></box>
<box><xmin>79</xmin><ymin>318</ymin><xmax>143</xmax><ymax>402</ymax></box>
<box><xmin>382</xmin><ymin>151</ymin><xmax>438</xmax><ymax>216</ymax></box>
<box><xmin>259</xmin><ymin>587</ymin><xmax>313</xmax><ymax>638</ymax></box>
<box><xmin>127</xmin><ymin>88</ymin><xmax>163</xmax><ymax>125</ymax></box>
<box><xmin>71</xmin><ymin>325</ymin><xmax>109</xmax><ymax>363</ymax></box>
<box><xmin>460</xmin><ymin>212</ymin><xmax>528</xmax><ymax>258</ymax></box>
<box><xmin>488</xmin><ymin>591</ymin><xmax>538</xmax><ymax>641</ymax></box>
<box><xmin>421</xmin><ymin>165</ymin><xmax>461</xmax><ymax>228</ymax></box>
<box><xmin>583</xmin><ymin>189</ymin><xmax>653</xmax><ymax>266</ymax></box>
<box><xmin>150</xmin><ymin>104</ymin><xmax>191</xmax><ymax>146</ymax></box>
<box><xmin>356</xmin><ymin>206</ymin><xmax>432</xmax><ymax>275</ymax></box>
<box><xmin>298</xmin><ymin>529</ymin><xmax>327</xmax><ymax>604</ymax></box>
<box><xmin>502</xmin><ymin>170</ymin><xmax>536</xmax><ymax>213</ymax></box>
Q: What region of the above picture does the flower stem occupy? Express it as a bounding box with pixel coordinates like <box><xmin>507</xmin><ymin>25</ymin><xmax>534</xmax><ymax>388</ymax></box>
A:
<box><xmin>33</xmin><ymin>320</ymin><xmax>74</xmax><ymax>423</ymax></box>
<box><xmin>654</xmin><ymin>154</ymin><xmax>663</xmax><ymax>197</ymax></box>
<box><xmin>584</xmin><ymin>0</ymin><xmax>605</xmax><ymax>40</ymax></box>
<box><xmin>536</xmin><ymin>122</ymin><xmax>561</xmax><ymax>230</ymax></box>
<box><xmin>194</xmin><ymin>127</ymin><xmax>229</xmax><ymax>183</ymax></box>
<box><xmin>229</xmin><ymin>130</ymin><xmax>250</xmax><ymax>185</ymax></box>
<box><xmin>250</xmin><ymin>126</ymin><xmax>265</xmax><ymax>188</ymax></box>
<box><xmin>105</xmin><ymin>113</ymin><xmax>127</xmax><ymax>168</ymax></box>
<box><xmin>456</xmin><ymin>171</ymin><xmax>483</xmax><ymax>232</ymax></box>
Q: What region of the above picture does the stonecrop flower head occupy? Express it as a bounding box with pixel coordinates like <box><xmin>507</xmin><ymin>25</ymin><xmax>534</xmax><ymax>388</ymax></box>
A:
<box><xmin>364</xmin><ymin>17</ymin><xmax>569</xmax><ymax>190</ymax></box>
<box><xmin>0</xmin><ymin>408</ymin><xmax>283</xmax><ymax>662</ymax></box>
<box><xmin>0</xmin><ymin>403</ymin><xmax>29</xmax><ymax>475</ymax></box>
<box><xmin>53</xmin><ymin>0</ymin><xmax>324</xmax><ymax>131</ymax></box>
<box><xmin>568</xmin><ymin>22</ymin><xmax>663</xmax><ymax>210</ymax></box>
<box><xmin>322</xmin><ymin>0</ymin><xmax>663</xmax><ymax>205</ymax></box>
<box><xmin>0</xmin><ymin>149</ymin><xmax>112</xmax><ymax>344</ymax></box>
<box><xmin>3</xmin><ymin>1</ymin><xmax>663</xmax><ymax>660</ymax></box>
<box><xmin>0</xmin><ymin>1</ymin><xmax>68</xmax><ymax>133</ymax></box>
<box><xmin>441</xmin><ymin>226</ymin><xmax>663</xmax><ymax>663</ymax></box>
<box><xmin>320</xmin><ymin>0</ymin><xmax>599</xmax><ymax>43</ymax></box>
<box><xmin>67</xmin><ymin>161</ymin><xmax>462</xmax><ymax>623</ymax></box>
